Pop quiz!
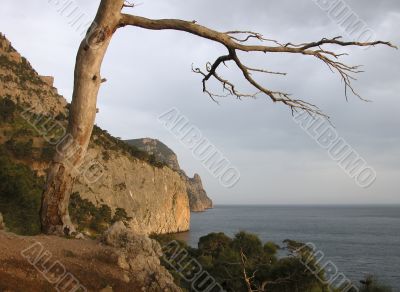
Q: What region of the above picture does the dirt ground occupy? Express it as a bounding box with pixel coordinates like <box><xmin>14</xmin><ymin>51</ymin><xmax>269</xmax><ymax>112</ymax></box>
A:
<box><xmin>0</xmin><ymin>231</ymin><xmax>142</xmax><ymax>292</ymax></box>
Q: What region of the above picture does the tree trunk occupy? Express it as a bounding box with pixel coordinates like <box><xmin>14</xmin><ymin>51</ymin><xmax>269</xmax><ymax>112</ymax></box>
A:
<box><xmin>38</xmin><ymin>0</ymin><xmax>392</xmax><ymax>236</ymax></box>
<box><xmin>40</xmin><ymin>0</ymin><xmax>124</xmax><ymax>235</ymax></box>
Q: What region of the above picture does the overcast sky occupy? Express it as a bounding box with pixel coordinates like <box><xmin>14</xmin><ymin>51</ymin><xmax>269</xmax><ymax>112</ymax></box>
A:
<box><xmin>1</xmin><ymin>0</ymin><xmax>399</xmax><ymax>204</ymax></box>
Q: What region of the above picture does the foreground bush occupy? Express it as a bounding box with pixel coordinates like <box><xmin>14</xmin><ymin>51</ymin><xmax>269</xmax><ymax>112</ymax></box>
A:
<box><xmin>155</xmin><ymin>232</ymin><xmax>392</xmax><ymax>292</ymax></box>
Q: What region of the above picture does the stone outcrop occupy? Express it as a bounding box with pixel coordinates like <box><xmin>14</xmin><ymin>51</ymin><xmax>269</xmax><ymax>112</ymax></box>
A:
<box><xmin>185</xmin><ymin>173</ymin><xmax>213</xmax><ymax>212</ymax></box>
<box><xmin>39</xmin><ymin>76</ymin><xmax>54</xmax><ymax>87</ymax></box>
<box><xmin>0</xmin><ymin>33</ymin><xmax>190</xmax><ymax>235</ymax></box>
<box><xmin>126</xmin><ymin>138</ymin><xmax>213</xmax><ymax>212</ymax></box>
<box><xmin>102</xmin><ymin>222</ymin><xmax>181</xmax><ymax>291</ymax></box>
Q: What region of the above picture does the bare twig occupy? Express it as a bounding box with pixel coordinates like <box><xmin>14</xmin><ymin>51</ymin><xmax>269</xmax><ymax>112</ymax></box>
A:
<box><xmin>119</xmin><ymin>14</ymin><xmax>397</xmax><ymax>118</ymax></box>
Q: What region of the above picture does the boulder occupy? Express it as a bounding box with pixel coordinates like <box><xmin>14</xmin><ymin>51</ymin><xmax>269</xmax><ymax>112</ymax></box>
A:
<box><xmin>102</xmin><ymin>222</ymin><xmax>181</xmax><ymax>292</ymax></box>
<box><xmin>40</xmin><ymin>76</ymin><xmax>55</xmax><ymax>87</ymax></box>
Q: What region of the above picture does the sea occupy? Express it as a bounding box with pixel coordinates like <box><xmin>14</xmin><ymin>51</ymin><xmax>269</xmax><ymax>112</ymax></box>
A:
<box><xmin>174</xmin><ymin>205</ymin><xmax>400</xmax><ymax>290</ymax></box>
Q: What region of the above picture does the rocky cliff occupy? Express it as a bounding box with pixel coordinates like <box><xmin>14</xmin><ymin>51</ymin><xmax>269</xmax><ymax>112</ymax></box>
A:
<box><xmin>0</xmin><ymin>33</ymin><xmax>190</xmax><ymax>235</ymax></box>
<box><xmin>72</xmin><ymin>145</ymin><xmax>189</xmax><ymax>234</ymax></box>
<box><xmin>185</xmin><ymin>173</ymin><xmax>213</xmax><ymax>212</ymax></box>
<box><xmin>126</xmin><ymin>138</ymin><xmax>213</xmax><ymax>212</ymax></box>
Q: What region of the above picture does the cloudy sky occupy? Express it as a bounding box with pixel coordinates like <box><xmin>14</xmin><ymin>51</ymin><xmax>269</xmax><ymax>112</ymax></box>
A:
<box><xmin>1</xmin><ymin>0</ymin><xmax>399</xmax><ymax>204</ymax></box>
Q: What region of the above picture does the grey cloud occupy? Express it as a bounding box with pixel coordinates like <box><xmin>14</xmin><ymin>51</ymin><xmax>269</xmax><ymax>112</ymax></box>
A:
<box><xmin>0</xmin><ymin>0</ymin><xmax>399</xmax><ymax>204</ymax></box>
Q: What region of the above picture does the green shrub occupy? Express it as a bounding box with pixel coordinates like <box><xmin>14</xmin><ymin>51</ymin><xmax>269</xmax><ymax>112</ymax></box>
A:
<box><xmin>0</xmin><ymin>97</ymin><xmax>17</xmax><ymax>122</ymax></box>
<box><xmin>102</xmin><ymin>150</ymin><xmax>110</xmax><ymax>161</ymax></box>
<box><xmin>0</xmin><ymin>146</ymin><xmax>43</xmax><ymax>235</ymax></box>
<box><xmin>111</xmin><ymin>207</ymin><xmax>132</xmax><ymax>225</ymax></box>
<box><xmin>5</xmin><ymin>138</ymin><xmax>33</xmax><ymax>159</ymax></box>
<box><xmin>69</xmin><ymin>192</ymin><xmax>131</xmax><ymax>237</ymax></box>
<box><xmin>198</xmin><ymin>232</ymin><xmax>232</xmax><ymax>257</ymax></box>
<box><xmin>356</xmin><ymin>275</ymin><xmax>392</xmax><ymax>292</ymax></box>
<box><xmin>40</xmin><ymin>144</ymin><xmax>56</xmax><ymax>162</ymax></box>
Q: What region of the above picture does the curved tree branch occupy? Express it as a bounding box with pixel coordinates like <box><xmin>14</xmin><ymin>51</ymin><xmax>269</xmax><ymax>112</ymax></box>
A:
<box><xmin>119</xmin><ymin>14</ymin><xmax>397</xmax><ymax>117</ymax></box>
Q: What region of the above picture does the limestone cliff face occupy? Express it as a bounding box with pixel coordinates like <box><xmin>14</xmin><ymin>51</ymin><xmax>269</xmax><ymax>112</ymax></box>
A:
<box><xmin>0</xmin><ymin>33</ymin><xmax>190</xmax><ymax>235</ymax></box>
<box><xmin>126</xmin><ymin>138</ymin><xmax>213</xmax><ymax>212</ymax></box>
<box><xmin>72</xmin><ymin>146</ymin><xmax>190</xmax><ymax>234</ymax></box>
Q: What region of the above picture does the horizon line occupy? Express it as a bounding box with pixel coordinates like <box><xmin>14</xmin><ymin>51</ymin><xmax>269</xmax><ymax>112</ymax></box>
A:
<box><xmin>212</xmin><ymin>203</ymin><xmax>400</xmax><ymax>206</ymax></box>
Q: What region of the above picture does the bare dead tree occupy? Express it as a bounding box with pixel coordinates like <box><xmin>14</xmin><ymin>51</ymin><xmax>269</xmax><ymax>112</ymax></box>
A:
<box><xmin>240</xmin><ymin>249</ymin><xmax>256</xmax><ymax>292</ymax></box>
<box><xmin>40</xmin><ymin>0</ymin><xmax>397</xmax><ymax>235</ymax></box>
<box><xmin>239</xmin><ymin>248</ymin><xmax>297</xmax><ymax>292</ymax></box>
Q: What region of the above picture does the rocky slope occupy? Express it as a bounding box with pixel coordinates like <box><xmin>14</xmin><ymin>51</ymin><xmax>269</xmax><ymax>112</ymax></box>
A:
<box><xmin>0</xmin><ymin>34</ymin><xmax>66</xmax><ymax>116</ymax></box>
<box><xmin>0</xmin><ymin>33</ymin><xmax>190</xmax><ymax>235</ymax></box>
<box><xmin>126</xmin><ymin>138</ymin><xmax>213</xmax><ymax>212</ymax></box>
<box><xmin>0</xmin><ymin>223</ymin><xmax>181</xmax><ymax>292</ymax></box>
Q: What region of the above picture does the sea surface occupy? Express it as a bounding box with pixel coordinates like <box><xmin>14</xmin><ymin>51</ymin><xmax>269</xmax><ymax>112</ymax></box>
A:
<box><xmin>174</xmin><ymin>205</ymin><xmax>400</xmax><ymax>290</ymax></box>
